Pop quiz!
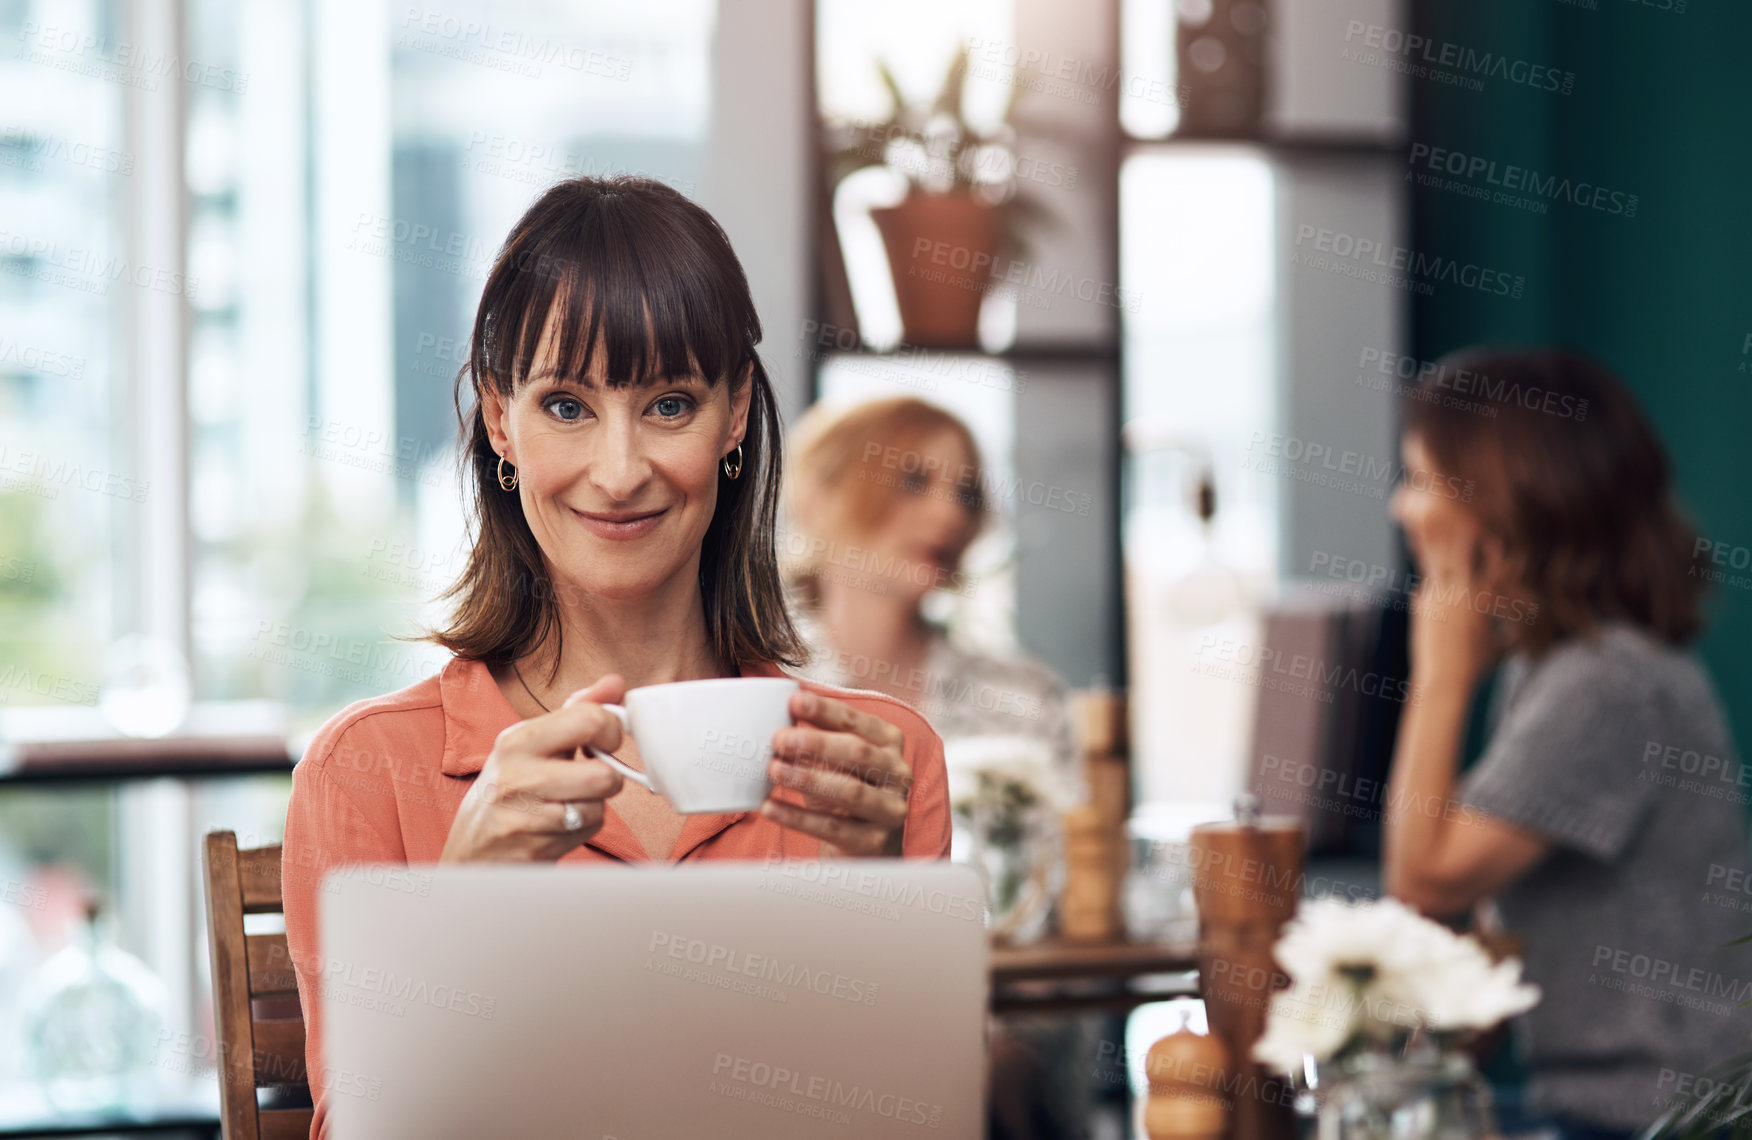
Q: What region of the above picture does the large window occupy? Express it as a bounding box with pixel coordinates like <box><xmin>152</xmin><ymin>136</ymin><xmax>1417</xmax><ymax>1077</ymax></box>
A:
<box><xmin>0</xmin><ymin>0</ymin><xmax>125</xmax><ymax>711</ymax></box>
<box><xmin>0</xmin><ymin>0</ymin><xmax>729</xmax><ymax>1101</ymax></box>
<box><xmin>188</xmin><ymin>0</ymin><xmax>719</xmax><ymax>732</ymax></box>
<box><xmin>0</xmin><ymin>0</ymin><xmax>135</xmax><ymax>1098</ymax></box>
<box><xmin>1120</xmin><ymin>147</ymin><xmax>1278</xmax><ymax>809</ymax></box>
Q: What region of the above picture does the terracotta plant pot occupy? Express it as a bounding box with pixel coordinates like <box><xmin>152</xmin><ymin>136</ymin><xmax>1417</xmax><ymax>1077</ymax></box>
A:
<box><xmin>869</xmin><ymin>190</ymin><xmax>1002</xmax><ymax>348</ymax></box>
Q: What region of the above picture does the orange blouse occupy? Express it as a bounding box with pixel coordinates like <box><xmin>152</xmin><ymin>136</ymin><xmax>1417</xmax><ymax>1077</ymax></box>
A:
<box><xmin>280</xmin><ymin>655</ymin><xmax>952</xmax><ymax>1139</ymax></box>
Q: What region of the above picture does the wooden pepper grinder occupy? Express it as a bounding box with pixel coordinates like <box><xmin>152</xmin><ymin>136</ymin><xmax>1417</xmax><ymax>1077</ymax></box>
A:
<box><xmin>1144</xmin><ymin>1013</ymin><xmax>1232</xmax><ymax>1140</ymax></box>
<box><xmin>1190</xmin><ymin>795</ymin><xmax>1304</xmax><ymax>1140</ymax></box>
<box><xmin>1060</xmin><ymin>686</ymin><xmax>1129</xmax><ymax>942</ymax></box>
<box><xmin>1070</xmin><ymin>685</ymin><xmax>1130</xmax><ymax>879</ymax></box>
<box><xmin>1059</xmin><ymin>802</ymin><xmax>1120</xmax><ymax>941</ymax></box>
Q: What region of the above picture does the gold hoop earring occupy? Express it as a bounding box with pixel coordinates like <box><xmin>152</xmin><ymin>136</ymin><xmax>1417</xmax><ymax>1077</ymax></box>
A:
<box><xmin>722</xmin><ymin>443</ymin><xmax>743</xmax><ymax>481</ymax></box>
<box><xmin>497</xmin><ymin>454</ymin><xmax>518</xmax><ymax>491</ymax></box>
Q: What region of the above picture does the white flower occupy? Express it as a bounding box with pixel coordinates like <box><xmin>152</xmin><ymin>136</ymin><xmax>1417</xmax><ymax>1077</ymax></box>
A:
<box><xmin>1271</xmin><ymin>898</ymin><xmax>1438</xmax><ymax>1023</ymax></box>
<box><xmin>1253</xmin><ymin>897</ymin><xmax>1541</xmax><ymax>1067</ymax></box>
<box><xmin>942</xmin><ymin>735</ymin><xmax>1074</xmax><ymax>815</ymax></box>
<box><xmin>1413</xmin><ymin>941</ymin><xmax>1540</xmax><ymax>1031</ymax></box>
<box><xmin>1253</xmin><ymin>976</ymin><xmax>1357</xmax><ymax>1072</ymax></box>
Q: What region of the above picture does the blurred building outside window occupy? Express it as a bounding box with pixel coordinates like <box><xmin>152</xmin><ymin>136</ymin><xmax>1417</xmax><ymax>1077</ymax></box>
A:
<box><xmin>0</xmin><ymin>0</ymin><xmax>718</xmax><ymax>1103</ymax></box>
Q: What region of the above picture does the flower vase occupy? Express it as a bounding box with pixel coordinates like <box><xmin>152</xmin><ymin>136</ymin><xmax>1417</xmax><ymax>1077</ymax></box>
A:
<box><xmin>1316</xmin><ymin>1047</ymin><xmax>1497</xmax><ymax>1140</ymax></box>
<box><xmin>964</xmin><ymin>801</ymin><xmax>1059</xmax><ymax>946</ymax></box>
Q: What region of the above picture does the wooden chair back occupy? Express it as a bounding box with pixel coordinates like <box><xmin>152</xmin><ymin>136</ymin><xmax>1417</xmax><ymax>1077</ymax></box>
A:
<box><xmin>202</xmin><ymin>830</ymin><xmax>314</xmax><ymax>1140</ymax></box>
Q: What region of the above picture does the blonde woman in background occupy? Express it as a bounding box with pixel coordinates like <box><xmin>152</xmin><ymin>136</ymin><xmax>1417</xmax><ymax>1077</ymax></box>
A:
<box><xmin>783</xmin><ymin>395</ymin><xmax>1094</xmax><ymax>1140</ymax></box>
<box><xmin>783</xmin><ymin>395</ymin><xmax>1081</xmax><ymax>792</ymax></box>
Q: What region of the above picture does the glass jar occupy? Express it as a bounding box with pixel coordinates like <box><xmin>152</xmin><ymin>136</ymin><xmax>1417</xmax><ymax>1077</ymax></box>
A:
<box><xmin>1120</xmin><ymin>803</ymin><xmax>1229</xmax><ymax>944</ymax></box>
<box><xmin>960</xmin><ymin>800</ymin><xmax>1061</xmax><ymax>945</ymax></box>
<box><xmin>21</xmin><ymin>904</ymin><xmax>169</xmax><ymax>1113</ymax></box>
<box><xmin>1316</xmin><ymin>1047</ymin><xmax>1498</xmax><ymax>1140</ymax></box>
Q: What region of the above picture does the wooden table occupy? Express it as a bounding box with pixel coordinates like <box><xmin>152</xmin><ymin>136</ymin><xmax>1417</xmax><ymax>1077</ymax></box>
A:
<box><xmin>988</xmin><ymin>936</ymin><xmax>1200</xmax><ymax>1015</ymax></box>
<box><xmin>0</xmin><ymin>1113</ymin><xmax>218</xmax><ymax>1139</ymax></box>
<box><xmin>0</xmin><ymin>734</ymin><xmax>295</xmax><ymax>786</ymax></box>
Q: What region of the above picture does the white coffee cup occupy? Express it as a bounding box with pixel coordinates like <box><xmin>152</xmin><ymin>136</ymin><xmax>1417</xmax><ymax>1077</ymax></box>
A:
<box><xmin>581</xmin><ymin>677</ymin><xmax>799</xmax><ymax>814</ymax></box>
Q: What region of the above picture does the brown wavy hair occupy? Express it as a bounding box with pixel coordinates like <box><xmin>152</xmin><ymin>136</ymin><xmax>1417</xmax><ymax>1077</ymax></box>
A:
<box><xmin>783</xmin><ymin>396</ymin><xmax>989</xmax><ymax>611</ymax></box>
<box><xmin>1403</xmin><ymin>347</ymin><xmax>1705</xmax><ymax>655</ymax></box>
<box><xmin>422</xmin><ymin>176</ymin><xmax>806</xmax><ymax>678</ymax></box>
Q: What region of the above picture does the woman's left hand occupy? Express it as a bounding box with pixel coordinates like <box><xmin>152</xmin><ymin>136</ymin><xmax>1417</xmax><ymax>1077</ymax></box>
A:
<box><xmin>1408</xmin><ymin>520</ymin><xmax>1502</xmax><ymax>691</ymax></box>
<box><xmin>760</xmin><ymin>689</ymin><xmax>912</xmax><ymax>858</ymax></box>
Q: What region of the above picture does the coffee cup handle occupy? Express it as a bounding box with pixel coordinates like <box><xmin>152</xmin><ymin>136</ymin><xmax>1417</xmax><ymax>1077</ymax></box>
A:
<box><xmin>579</xmin><ymin>704</ymin><xmax>656</xmax><ymax>794</ymax></box>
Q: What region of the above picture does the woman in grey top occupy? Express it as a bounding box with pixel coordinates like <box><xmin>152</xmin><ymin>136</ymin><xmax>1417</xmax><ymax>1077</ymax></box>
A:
<box><xmin>1381</xmin><ymin>349</ymin><xmax>1749</xmax><ymax>1140</ymax></box>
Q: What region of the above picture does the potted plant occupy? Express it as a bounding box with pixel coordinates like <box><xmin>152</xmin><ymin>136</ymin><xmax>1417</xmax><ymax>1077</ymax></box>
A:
<box><xmin>944</xmin><ymin>735</ymin><xmax>1076</xmax><ymax>944</ymax></box>
<box><xmin>825</xmin><ymin>45</ymin><xmax>1054</xmax><ymax>348</ymax></box>
<box><xmin>1638</xmin><ymin>929</ymin><xmax>1752</xmax><ymax>1140</ymax></box>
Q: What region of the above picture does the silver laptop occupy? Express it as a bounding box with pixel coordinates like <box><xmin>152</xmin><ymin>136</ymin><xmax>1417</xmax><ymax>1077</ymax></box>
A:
<box><xmin>319</xmin><ymin>860</ymin><xmax>988</xmax><ymax>1139</ymax></box>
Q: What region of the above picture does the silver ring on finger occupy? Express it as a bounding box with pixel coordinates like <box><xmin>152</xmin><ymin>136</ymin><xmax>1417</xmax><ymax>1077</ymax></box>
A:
<box><xmin>561</xmin><ymin>802</ymin><xmax>585</xmax><ymax>832</ymax></box>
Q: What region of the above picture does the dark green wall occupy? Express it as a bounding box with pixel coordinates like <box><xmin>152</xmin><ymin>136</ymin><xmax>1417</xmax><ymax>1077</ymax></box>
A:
<box><xmin>1409</xmin><ymin>0</ymin><xmax>1752</xmax><ymax>750</ymax></box>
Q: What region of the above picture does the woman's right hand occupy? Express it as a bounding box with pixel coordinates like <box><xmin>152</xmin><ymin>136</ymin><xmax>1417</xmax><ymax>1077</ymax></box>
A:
<box><xmin>439</xmin><ymin>675</ymin><xmax>629</xmax><ymax>863</ymax></box>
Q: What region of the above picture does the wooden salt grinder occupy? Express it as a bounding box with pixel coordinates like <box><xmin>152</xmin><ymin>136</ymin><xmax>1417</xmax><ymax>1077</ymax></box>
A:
<box><xmin>1189</xmin><ymin>797</ymin><xmax>1304</xmax><ymax>1140</ymax></box>
<box><xmin>1144</xmin><ymin>1017</ymin><xmax>1232</xmax><ymax>1140</ymax></box>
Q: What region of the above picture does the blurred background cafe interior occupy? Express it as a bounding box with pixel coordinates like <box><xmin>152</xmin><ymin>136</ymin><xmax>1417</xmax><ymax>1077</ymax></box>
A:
<box><xmin>2</xmin><ymin>0</ymin><xmax>1751</xmax><ymax>1137</ymax></box>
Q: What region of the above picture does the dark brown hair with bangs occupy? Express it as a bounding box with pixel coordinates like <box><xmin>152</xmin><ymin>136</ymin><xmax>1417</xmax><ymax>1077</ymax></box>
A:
<box><xmin>424</xmin><ymin>176</ymin><xmax>807</xmax><ymax>677</ymax></box>
<box><xmin>1402</xmin><ymin>347</ymin><xmax>1706</xmax><ymax>655</ymax></box>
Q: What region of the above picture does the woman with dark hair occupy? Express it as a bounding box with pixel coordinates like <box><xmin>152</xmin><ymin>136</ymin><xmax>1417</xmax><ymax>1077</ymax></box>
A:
<box><xmin>1380</xmin><ymin>348</ymin><xmax>1749</xmax><ymax>1140</ymax></box>
<box><xmin>281</xmin><ymin>177</ymin><xmax>951</xmax><ymax>1138</ymax></box>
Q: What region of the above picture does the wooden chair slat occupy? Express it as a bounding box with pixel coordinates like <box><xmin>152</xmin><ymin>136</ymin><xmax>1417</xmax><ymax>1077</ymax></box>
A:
<box><xmin>205</xmin><ymin>829</ymin><xmax>312</xmax><ymax>1138</ymax></box>
<box><xmin>257</xmin><ymin>1107</ymin><xmax>315</xmax><ymax>1140</ymax></box>
<box><xmin>247</xmin><ymin>932</ymin><xmax>298</xmax><ymax>996</ymax></box>
<box><xmin>204</xmin><ymin>831</ymin><xmax>262</xmax><ymax>1139</ymax></box>
<box><xmin>251</xmin><ymin>1017</ymin><xmax>308</xmax><ymax>1087</ymax></box>
<box><xmin>238</xmin><ymin>845</ymin><xmax>286</xmax><ymax>913</ymax></box>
